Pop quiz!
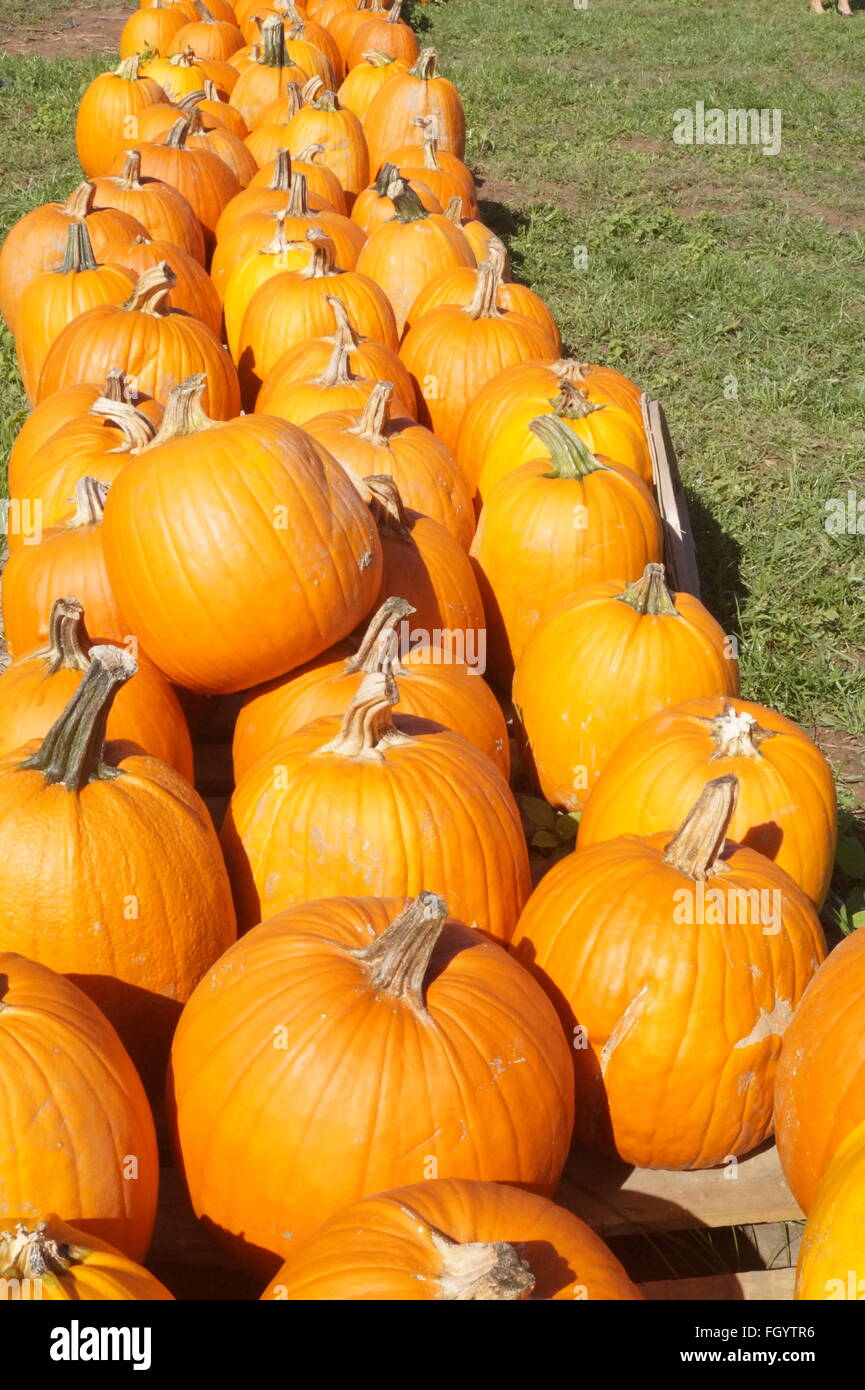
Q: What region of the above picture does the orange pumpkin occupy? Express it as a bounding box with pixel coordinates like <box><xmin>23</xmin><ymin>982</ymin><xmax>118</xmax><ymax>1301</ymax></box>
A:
<box><xmin>142</xmin><ymin>46</ymin><xmax>238</xmax><ymax>103</ymax></box>
<box><xmin>14</xmin><ymin>224</ymin><xmax>135</xmax><ymax>405</ymax></box>
<box><xmin>169</xmin><ymin>892</ymin><xmax>572</xmax><ymax>1275</ymax></box>
<box><xmin>178</xmin><ymin>104</ymin><xmax>259</xmax><ymax>185</ymax></box>
<box><xmin>337</xmin><ymin>49</ymin><xmax>409</xmax><ymax>123</ymax></box>
<box><xmin>0</xmin><ymin>646</ymin><xmax>237</xmax><ymax>1089</ymax></box>
<box><xmin>90</xmin><ymin>149</ymin><xmax>206</xmax><ymax>263</ymax></box>
<box><xmin>579</xmin><ymin>695</ymin><xmax>837</xmax><ymax>909</ymax></box>
<box><xmin>249</xmin><ymin>140</ymin><xmax>347</xmax><ymax>210</ymax></box>
<box><xmin>0</xmin><ymin>597</ymin><xmax>194</xmax><ymax>781</ymax></box>
<box><xmin>281</xmin><ymin>86</ymin><xmax>370</xmax><ymax>205</ymax></box>
<box><xmin>345</xmin><ymin>0</ymin><xmax>418</xmax><ymax>71</ymax></box>
<box><xmin>120</xmin><ymin>0</ymin><xmax>189</xmax><ymax>59</ymax></box>
<box><xmin>101</xmin><ymin>234</ymin><xmax>223</xmax><ymax>337</ymax></box>
<box><xmin>470</xmin><ymin>417</ymin><xmax>663</xmax><ymax>689</ymax></box>
<box><xmin>303</xmin><ymin>381</ymin><xmax>473</xmax><ymax>546</ymax></box>
<box><xmin>774</xmin><ymin>926</ymin><xmax>865</xmax><ymax>1213</ymax></box>
<box><xmin>513</xmin><ymin>564</ymin><xmax>740</xmax><ymax>811</ymax></box>
<box><xmin>260</xmin><ymin>4</ymin><xmax>342</xmax><ymax>82</ymax></box>
<box><xmin>232</xmin><ymin>595</ymin><xmax>509</xmax><ymax>781</ymax></box>
<box><xmin>795</xmin><ymin>1120</ymin><xmax>865</xmax><ymax>1300</ymax></box>
<box><xmin>443</xmin><ymin>195</ymin><xmax>508</xmax><ymax>272</ymax></box>
<box><xmin>0</xmin><ymin>1218</ymin><xmax>173</xmax><ymax>1301</ymax></box>
<box><xmin>255</xmin><ymin>334</ymin><xmax>415</xmax><ymax>426</ymax></box>
<box><xmin>36</xmin><ymin>263</ymin><xmax>242</xmax><ymax>419</ymax></box>
<box><xmin>387</xmin><ymin>114</ymin><xmax>477</xmax><ymax>217</ymax></box>
<box><xmin>121</xmin><ymin>114</ymin><xmax>242</xmax><ymax>254</ymax></box>
<box><xmin>351</xmin><ymin>160</ymin><xmax>441</xmax><ymax>235</ymax></box>
<box><xmin>187</xmin><ymin>78</ymin><xmax>252</xmax><ymax>137</ymax></box>
<box><xmin>405</xmin><ymin>236</ymin><xmax>557</xmax><ymax>345</ymax></box>
<box><xmin>168</xmin><ymin>6</ymin><xmax>245</xmax><ymax>61</ymax></box>
<box><xmin>243</xmin><ymin>83</ymin><xmax>303</xmax><ymax>164</ymax></box>
<box><xmin>229</xmin><ymin>16</ymin><xmax>310</xmax><ymax>125</ymax></box>
<box><xmin>237</xmin><ymin>230</ymin><xmax>397</xmax><ymax>407</ymax></box>
<box><xmin>221</xmin><ymin>670</ymin><xmax>530</xmax><ymax>937</ymax></box>
<box><xmin>76</xmin><ymin>55</ymin><xmax>167</xmax><ymax>178</ymax></box>
<box><xmin>400</xmin><ymin>258</ymin><xmax>553</xmax><ymax>452</ymax></box>
<box><xmin>262</xmin><ymin>1179</ymin><xmax>641</xmax><ymax>1301</ymax></box>
<box><xmin>102</xmin><ymin>376</ymin><xmax>382</xmax><ymax>694</ymax></box>
<box><xmin>327</xmin><ymin>0</ymin><xmax>385</xmax><ymax>69</ymax></box>
<box><xmin>0</xmin><ymin>952</ymin><xmax>159</xmax><ymax>1263</ymax></box>
<box><xmin>364</xmin><ymin>47</ymin><xmax>466</xmax><ymax>172</ymax></box>
<box><xmin>354</xmin><ymin>178</ymin><xmax>475</xmax><ymax>336</ymax></box>
<box><xmin>512</xmin><ymin>775</ymin><xmax>826</xmax><ymax>1169</ymax></box>
<box><xmin>222</xmin><ymin>215</ymin><xmax>318</xmax><ymax>360</ymax></box>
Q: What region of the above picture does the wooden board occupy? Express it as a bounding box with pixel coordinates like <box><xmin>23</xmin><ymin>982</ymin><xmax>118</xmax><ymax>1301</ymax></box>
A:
<box><xmin>641</xmin><ymin>392</ymin><xmax>702</xmax><ymax>599</ymax></box>
<box><xmin>641</xmin><ymin>1268</ymin><xmax>797</xmax><ymax>1302</ymax></box>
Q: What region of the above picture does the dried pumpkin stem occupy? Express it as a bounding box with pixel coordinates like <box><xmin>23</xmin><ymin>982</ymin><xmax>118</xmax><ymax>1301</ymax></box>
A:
<box><xmin>366</xmin><ymin>474</ymin><xmax>411</xmax><ymax>538</ymax></box>
<box><xmin>148</xmin><ymin>374</ymin><xmax>217</xmax><ymax>444</ymax></box>
<box><xmin>115</xmin><ymin>54</ymin><xmax>143</xmax><ymax>81</ymax></box>
<box><xmin>260</xmin><ymin>15</ymin><xmax>289</xmax><ymax>68</ymax></box>
<box><xmin>165</xmin><ymin>115</ymin><xmax>192</xmax><ymax>149</ymax></box>
<box><xmin>464</xmin><ymin>257</ymin><xmax>503</xmax><ymax>322</ymax></box>
<box><xmin>705</xmin><ymin>704</ymin><xmax>778</xmax><ymax>759</ymax></box>
<box><xmin>388</xmin><ymin>179</ymin><xmax>429</xmax><ymax>224</ymax></box>
<box><xmin>317</xmin><ymin>669</ymin><xmax>413</xmax><ymax>761</ymax></box>
<box><xmin>411</xmin><ymin>48</ymin><xmax>438</xmax><ymax>81</ymax></box>
<box><xmin>268</xmin><ymin>148</ymin><xmax>293</xmax><ymax>190</ymax></box>
<box><xmin>530</xmin><ymin>415</ymin><xmax>605</xmax><ymax>479</ymax></box>
<box><xmin>663</xmin><ymin>775</ymin><xmax>739</xmax><ymax>880</ymax></box>
<box><xmin>552</xmin><ymin>380</ymin><xmax>602</xmax><ymax>421</ymax></box>
<box><xmin>443</xmin><ymin>195</ymin><xmax>463</xmax><ymax>224</ymax></box>
<box><xmin>350</xmin><ymin>380</ymin><xmax>394</xmax><ymax>446</ymax></box>
<box><xmin>72</xmin><ymin>476</ymin><xmax>110</xmax><ymax>526</ymax></box>
<box><xmin>178</xmin><ymin>88</ymin><xmax>208</xmax><ymax>112</ymax></box>
<box><xmin>114</xmin><ymin>150</ymin><xmax>144</xmax><ymax>190</ymax></box>
<box><xmin>102</xmin><ymin>367</ymin><xmax>132</xmax><ymax>402</ymax></box>
<box><xmin>386</xmin><ymin>0</ymin><xmax>404</xmax><ymax>22</ymax></box>
<box><xmin>429</xmin><ymin>1228</ymin><xmax>535</xmax><ymax>1300</ymax></box>
<box><xmin>0</xmin><ymin>1223</ymin><xmax>85</xmax><ymax>1282</ymax></box>
<box><xmin>412</xmin><ymin>114</ymin><xmax>440</xmax><ymax>170</ymax></box>
<box><xmin>344</xmin><ymin>596</ymin><xmax>416</xmax><ymax>674</ymax></box>
<box><xmin>324</xmin><ymin>294</ymin><xmax>362</xmax><ymax>350</ymax></box>
<box><xmin>40</xmin><ymin>597</ymin><xmax>91</xmax><ymax>675</ymax></box>
<box><xmin>353</xmin><ymin>891</ymin><xmax>447</xmax><ymax>1010</ymax></box>
<box><xmin>362</xmin><ymin>50</ymin><xmax>397</xmax><ymax>68</ymax></box>
<box><xmin>313</xmin><ymin>89</ymin><xmax>339</xmax><ymax>113</ymax></box>
<box><xmin>21</xmin><ymin>645</ymin><xmax>137</xmax><ymax>791</ymax></box>
<box><xmin>123</xmin><ymin>261</ymin><xmax>178</xmax><ymax>315</ymax></box>
<box><xmin>299</xmin><ymin>227</ymin><xmax>336</xmax><ymax>277</ymax></box>
<box><xmin>58</xmin><ymin>220</ymin><xmax>99</xmax><ymax>274</ymax></box>
<box><xmin>617</xmin><ymin>562</ymin><xmax>680</xmax><ymax>617</ymax></box>
<box><xmin>88</xmin><ymin>398</ymin><xmax>158</xmax><ymax>452</ymax></box>
<box><xmin>170</xmin><ymin>46</ymin><xmax>198</xmax><ymax>69</ymax></box>
<box><xmin>373</xmin><ymin>161</ymin><xmax>400</xmax><ymax>197</ymax></box>
<box><xmin>62</xmin><ymin>181</ymin><xmax>98</xmax><ymax>219</ymax></box>
<box><xmin>285</xmin><ymin>171</ymin><xmax>311</xmax><ymax>217</ymax></box>
<box><xmin>301</xmin><ymin>75</ymin><xmax>324</xmax><ymax>105</ymax></box>
<box><xmin>296</xmin><ymin>140</ymin><xmax>325</xmax><ymax>163</ymax></box>
<box><xmin>316</xmin><ymin>338</ymin><xmax>355</xmax><ymax>389</ymax></box>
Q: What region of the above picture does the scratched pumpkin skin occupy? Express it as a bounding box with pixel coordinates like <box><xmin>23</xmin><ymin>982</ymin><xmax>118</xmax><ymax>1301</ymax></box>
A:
<box><xmin>512</xmin><ymin>778</ymin><xmax>826</xmax><ymax>1170</ymax></box>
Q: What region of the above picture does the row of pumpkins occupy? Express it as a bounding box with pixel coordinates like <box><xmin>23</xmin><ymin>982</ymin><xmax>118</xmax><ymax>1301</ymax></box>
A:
<box><xmin>0</xmin><ymin>0</ymin><xmax>861</xmax><ymax>1304</ymax></box>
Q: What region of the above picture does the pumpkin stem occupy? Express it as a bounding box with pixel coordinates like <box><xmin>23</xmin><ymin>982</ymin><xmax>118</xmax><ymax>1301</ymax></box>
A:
<box><xmin>443</xmin><ymin>195</ymin><xmax>463</xmax><ymax>224</ymax></box>
<box><xmin>317</xmin><ymin>669</ymin><xmax>413</xmax><ymax>761</ymax></box>
<box><xmin>344</xmin><ymin>596</ymin><xmax>416</xmax><ymax>674</ymax></box>
<box><xmin>102</xmin><ymin>367</ymin><xmax>133</xmax><ymax>402</ymax></box>
<box><xmin>88</xmin><ymin>397</ymin><xmax>158</xmax><ymax>452</ymax></box>
<box><xmin>350</xmin><ymin>379</ymin><xmax>393</xmax><ymax>446</ymax></box>
<box><xmin>361</xmin><ymin>50</ymin><xmax>397</xmax><ymax>68</ymax></box>
<box><xmin>285</xmin><ymin>171</ymin><xmax>312</xmax><ymax>216</ymax></box>
<box><xmin>411</xmin><ymin>47</ymin><xmax>438</xmax><ymax>80</ymax></box>
<box><xmin>182</xmin><ymin>106</ymin><xmax>206</xmax><ymax>136</ymax></box>
<box><xmin>663</xmin><ymin>775</ymin><xmax>739</xmax><ymax>880</ymax></box>
<box><xmin>386</xmin><ymin>0</ymin><xmax>404</xmax><ymax>22</ymax></box>
<box><xmin>115</xmin><ymin>54</ymin><xmax>144</xmax><ymax>81</ymax></box>
<box><xmin>114</xmin><ymin>150</ymin><xmax>144</xmax><ymax>190</ymax></box>
<box><xmin>373</xmin><ymin>161</ymin><xmax>400</xmax><ymax>197</ymax></box>
<box><xmin>314</xmin><ymin>90</ymin><xmax>340</xmax><ymax>113</ymax></box>
<box><xmin>72</xmin><ymin>476</ymin><xmax>110</xmax><ymax>527</ymax></box>
<box><xmin>325</xmin><ymin>294</ymin><xmax>362</xmax><ymax>350</ymax></box>
<box><xmin>20</xmin><ymin>645</ymin><xmax>137</xmax><ymax>791</ymax></box>
<box><xmin>178</xmin><ymin>88</ymin><xmax>208</xmax><ymax>113</ymax></box>
<box><xmin>196</xmin><ymin>1</ymin><xmax>217</xmax><ymax>19</ymax></box>
<box><xmin>353</xmin><ymin>892</ymin><xmax>447</xmax><ymax>1011</ymax></box>
<box><xmin>704</xmin><ymin>703</ymin><xmax>778</xmax><ymax>759</ymax></box>
<box><xmin>411</xmin><ymin>114</ymin><xmax>440</xmax><ymax>171</ymax></box>
<box><xmin>40</xmin><ymin>597</ymin><xmax>91</xmax><ymax>676</ymax></box>
<box><xmin>428</xmin><ymin>1227</ymin><xmax>535</xmax><ymax>1300</ymax></box>
<box><xmin>299</xmin><ymin>227</ymin><xmax>336</xmax><ymax>277</ymax></box>
<box><xmin>366</xmin><ymin>474</ymin><xmax>411</xmax><ymax>539</ymax></box>
<box><xmin>296</xmin><ymin>140</ymin><xmax>325</xmax><ymax>164</ymax></box>
<box><xmin>268</xmin><ymin>147</ymin><xmax>293</xmax><ymax>190</ymax></box>
<box><xmin>464</xmin><ymin>253</ymin><xmax>504</xmax><ymax>322</ymax></box>
<box><xmin>316</xmin><ymin>337</ymin><xmax>355</xmax><ymax>389</ymax></box>
<box><xmin>148</xmin><ymin>374</ymin><xmax>217</xmax><ymax>444</ymax></box>
<box><xmin>552</xmin><ymin>380</ymin><xmax>603</xmax><ymax>421</ymax></box>
<box><xmin>61</xmin><ymin>181</ymin><xmax>98</xmax><ymax>219</ymax></box>
<box><xmin>617</xmin><ymin>562</ymin><xmax>680</xmax><ymax>617</ymax></box>
<box><xmin>165</xmin><ymin>114</ymin><xmax>192</xmax><ymax>149</ymax></box>
<box><xmin>301</xmin><ymin>75</ymin><xmax>325</xmax><ymax>105</ymax></box>
<box><xmin>58</xmin><ymin>219</ymin><xmax>100</xmax><ymax>274</ymax></box>
<box><xmin>387</xmin><ymin>178</ymin><xmax>429</xmax><ymax>224</ymax></box>
<box><xmin>122</xmin><ymin>261</ymin><xmax>178</xmax><ymax>315</ymax></box>
<box><xmin>260</xmin><ymin>211</ymin><xmax>295</xmax><ymax>257</ymax></box>
<box><xmin>170</xmin><ymin>46</ymin><xmax>199</xmax><ymax>69</ymax></box>
<box><xmin>0</xmin><ymin>1223</ymin><xmax>86</xmax><ymax>1282</ymax></box>
<box><xmin>530</xmin><ymin>415</ymin><xmax>605</xmax><ymax>479</ymax></box>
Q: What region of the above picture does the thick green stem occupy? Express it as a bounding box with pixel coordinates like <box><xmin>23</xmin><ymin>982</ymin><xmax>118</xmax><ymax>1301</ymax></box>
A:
<box><xmin>617</xmin><ymin>563</ymin><xmax>680</xmax><ymax>617</ymax></box>
<box><xmin>58</xmin><ymin>220</ymin><xmax>99</xmax><ymax>274</ymax></box>
<box><xmin>20</xmin><ymin>646</ymin><xmax>137</xmax><ymax>791</ymax></box>
<box><xmin>388</xmin><ymin>179</ymin><xmax>429</xmax><ymax>223</ymax></box>
<box><xmin>530</xmin><ymin>415</ymin><xmax>605</xmax><ymax>478</ymax></box>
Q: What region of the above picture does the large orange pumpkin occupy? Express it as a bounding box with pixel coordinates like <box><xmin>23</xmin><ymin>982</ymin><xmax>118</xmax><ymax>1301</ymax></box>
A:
<box><xmin>364</xmin><ymin>47</ymin><xmax>466</xmax><ymax>171</ymax></box>
<box><xmin>513</xmin><ymin>563</ymin><xmax>740</xmax><ymax>811</ymax></box>
<box><xmin>774</xmin><ymin>926</ymin><xmax>865</xmax><ymax>1213</ymax></box>
<box><xmin>168</xmin><ymin>892</ymin><xmax>573</xmax><ymax>1275</ymax></box>
<box><xmin>0</xmin><ymin>953</ymin><xmax>159</xmax><ymax>1263</ymax></box>
<box><xmin>351</xmin><ymin>161</ymin><xmax>441</xmax><ymax>236</ymax></box>
<box><xmin>337</xmin><ymin>50</ymin><xmax>409</xmax><ymax>123</ymax></box>
<box><xmin>76</xmin><ymin>55</ymin><xmax>167</xmax><ymax>178</ymax></box>
<box><xmin>406</xmin><ymin>236</ymin><xmax>556</xmax><ymax>345</ymax></box>
<box><xmin>232</xmin><ymin>596</ymin><xmax>509</xmax><ymax>781</ymax></box>
<box><xmin>354</xmin><ymin>178</ymin><xmax>475</xmax><ymax>336</ymax></box>
<box><xmin>345</xmin><ymin>0</ymin><xmax>419</xmax><ymax>71</ymax></box>
<box><xmin>0</xmin><ymin>1217</ymin><xmax>173</xmax><ymax>1301</ymax></box>
<box><xmin>168</xmin><ymin>6</ymin><xmax>245</xmax><ymax>61</ymax></box>
<box><xmin>120</xmin><ymin>115</ymin><xmax>242</xmax><ymax>254</ymax></box>
<box><xmin>513</xmin><ymin>775</ymin><xmax>827</xmax><ymax>1169</ymax></box>
<box><xmin>101</xmin><ymin>233</ymin><xmax>223</xmax><ymax>337</ymax></box>
<box><xmin>0</xmin><ymin>646</ymin><xmax>237</xmax><ymax>1088</ymax></box>
<box><xmin>254</xmin><ymin>335</ymin><xmax>414</xmax><ymax>427</ymax></box>
<box><xmin>221</xmin><ymin>670</ymin><xmax>530</xmax><ymax>938</ymax></box>
<box><xmin>387</xmin><ymin>114</ymin><xmax>478</xmax><ymax>218</ymax></box>
<box><xmin>36</xmin><ymin>263</ymin><xmax>241</xmax><ymax>418</ymax></box>
<box><xmin>0</xmin><ymin>597</ymin><xmax>194</xmax><ymax>781</ymax></box>
<box><xmin>579</xmin><ymin>695</ymin><xmax>837</xmax><ymax>908</ymax></box>
<box><xmin>470</xmin><ymin>417</ymin><xmax>662</xmax><ymax>690</ymax></box>
<box><xmin>102</xmin><ymin>376</ymin><xmax>382</xmax><ymax>694</ymax></box>
<box><xmin>262</xmin><ymin>1179</ymin><xmax>641</xmax><ymax>1301</ymax></box>
<box><xmin>120</xmin><ymin>0</ymin><xmax>189</xmax><ymax>59</ymax></box>
<box><xmin>222</xmin><ymin>216</ymin><xmax>318</xmax><ymax>359</ymax></box>
<box><xmin>280</xmin><ymin>87</ymin><xmax>370</xmax><ymax>205</ymax></box>
<box><xmin>795</xmin><ymin>1120</ymin><xmax>865</xmax><ymax>1301</ymax></box>
<box><xmin>89</xmin><ymin>149</ymin><xmax>206</xmax><ymax>263</ymax></box>
<box><xmin>229</xmin><ymin>16</ymin><xmax>309</xmax><ymax>125</ymax></box>
<box><xmin>303</xmin><ymin>381</ymin><xmax>473</xmax><ymax>547</ymax></box>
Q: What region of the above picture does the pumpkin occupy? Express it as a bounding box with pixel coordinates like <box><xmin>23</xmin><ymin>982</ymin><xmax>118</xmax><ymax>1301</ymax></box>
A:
<box><xmin>101</xmin><ymin>234</ymin><xmax>223</xmax><ymax>338</ymax></box>
<box><xmin>307</xmin><ymin>0</ymin><xmax>354</xmax><ymax>19</ymax></box>
<box><xmin>168</xmin><ymin>891</ymin><xmax>572</xmax><ymax>1275</ymax></box>
<box><xmin>459</xmin><ymin>358</ymin><xmax>650</xmax><ymax>501</ymax></box>
<box><xmin>169</xmin><ymin>5</ymin><xmax>245</xmax><ymax>61</ymax></box>
<box><xmin>351</xmin><ymin>160</ymin><xmax>441</xmax><ymax>236</ymax></box>
<box><xmin>211</xmin><ymin>173</ymin><xmax>364</xmax><ymax>300</ymax></box>
<box><xmin>337</xmin><ymin>49</ymin><xmax>409</xmax><ymax>123</ymax></box>
<box><xmin>176</xmin><ymin>105</ymin><xmax>259</xmax><ymax>185</ymax></box>
<box><xmin>405</xmin><ymin>236</ymin><xmax>557</xmax><ymax>346</ymax></box>
<box><xmin>141</xmin><ymin>0</ymin><xmax>198</xmax><ymax>15</ymax></box>
<box><xmin>795</xmin><ymin>1120</ymin><xmax>865</xmax><ymax>1301</ymax></box>
<box><xmin>222</xmin><ymin>215</ymin><xmax>317</xmax><ymax>360</ymax></box>
<box><xmin>76</xmin><ymin>56</ymin><xmax>167</xmax><ymax>178</ymax></box>
<box><xmin>259</xmin><ymin>293</ymin><xmax>416</xmax><ymax>413</ymax></box>
<box><xmin>120</xmin><ymin>0</ymin><xmax>189</xmax><ymax>59</ymax></box>
<box><xmin>221</xmin><ymin>670</ymin><xmax>530</xmax><ymax>937</ymax></box>
<box><xmin>399</xmin><ymin>259</ymin><xmax>553</xmax><ymax>452</ymax></box>
<box><xmin>0</xmin><ymin>952</ymin><xmax>159</xmax><ymax>1262</ymax></box>
<box><xmin>354</xmin><ymin>178</ymin><xmax>475</xmax><ymax>337</ymax></box>
<box><xmin>327</xmin><ymin>0</ymin><xmax>385</xmax><ymax>69</ymax></box>
<box><xmin>345</xmin><ymin>0</ymin><xmax>418</xmax><ymax>71</ymax></box>
<box><xmin>187</xmin><ymin>78</ymin><xmax>252</xmax><ymax>137</ymax></box>
<box><xmin>513</xmin><ymin>564</ymin><xmax>740</xmax><ymax>811</ymax></box>
<box><xmin>142</xmin><ymin>46</ymin><xmax>238</xmax><ymax>103</ymax></box>
<box><xmin>37</xmin><ymin>263</ymin><xmax>242</xmax><ymax>419</ymax></box>
<box><xmin>229</xmin><ymin>17</ymin><xmax>311</xmax><ymax>126</ymax></box>
<box><xmin>774</xmin><ymin>925</ymin><xmax>865</xmax><ymax>1213</ymax></box>
<box><xmin>122</xmin><ymin>115</ymin><xmax>242</xmax><ymax>254</ymax></box>
<box><xmin>443</xmin><ymin>195</ymin><xmax>508</xmax><ymax>273</ymax></box>
<box><xmin>0</xmin><ymin>597</ymin><xmax>194</xmax><ymax>781</ymax></box>
<box><xmin>364</xmin><ymin>47</ymin><xmax>466</xmax><ymax>173</ymax></box>
<box><xmin>0</xmin><ymin>1218</ymin><xmax>173</xmax><ymax>1301</ymax></box>
<box><xmin>387</xmin><ymin>114</ymin><xmax>478</xmax><ymax>218</ymax></box>
<box><xmin>14</xmin><ymin>224</ymin><xmax>135</xmax><ymax>405</ymax></box>
<box><xmin>221</xmin><ymin>144</ymin><xmax>341</xmax><ymax>226</ymax></box>
<box><xmin>0</xmin><ymin>646</ymin><xmax>237</xmax><ymax>1088</ymax></box>
<box><xmin>262</xmin><ymin>1179</ymin><xmax>641</xmax><ymax>1301</ymax></box>
<box><xmin>579</xmin><ymin>696</ymin><xmax>837</xmax><ymax>909</ymax></box>
<box><xmin>255</xmin><ymin>334</ymin><xmax>415</xmax><ymax>427</ymax></box>
<box><xmin>232</xmin><ymin>595</ymin><xmax>509</xmax><ymax>781</ymax></box>
<box><xmin>0</xmin><ymin>182</ymin><xmax>146</xmax><ymax>336</ymax></box>
<box><xmin>303</xmin><ymin>380</ymin><xmax>473</xmax><ymax>547</ymax></box>
<box><xmin>265</xmin><ymin>4</ymin><xmax>343</xmax><ymax>82</ymax></box>
<box><xmin>89</xmin><ymin>149</ymin><xmax>206</xmax><ymax>263</ymax></box>
<box><xmin>243</xmin><ymin>83</ymin><xmax>304</xmax><ymax>164</ymax></box>
<box><xmin>513</xmin><ymin>775</ymin><xmax>827</xmax><ymax>1169</ymax></box>
<box><xmin>249</xmin><ymin>140</ymin><xmax>347</xmax><ymax>211</ymax></box>
<box><xmin>236</xmin><ymin>230</ymin><xmax>397</xmax><ymax>407</ymax></box>
<box><xmin>281</xmin><ymin>87</ymin><xmax>370</xmax><ymax>206</ymax></box>
<box><xmin>102</xmin><ymin>376</ymin><xmax>382</xmax><ymax>694</ymax></box>
<box><xmin>470</xmin><ymin>418</ymin><xmax>663</xmax><ymax>690</ymax></box>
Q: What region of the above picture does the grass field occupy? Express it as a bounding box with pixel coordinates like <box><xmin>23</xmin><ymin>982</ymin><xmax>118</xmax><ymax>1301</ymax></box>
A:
<box><xmin>1</xmin><ymin>0</ymin><xmax>863</xmax><ymax>922</ymax></box>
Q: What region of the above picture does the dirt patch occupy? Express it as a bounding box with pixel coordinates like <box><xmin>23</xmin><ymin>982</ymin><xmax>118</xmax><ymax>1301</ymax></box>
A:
<box><xmin>781</xmin><ymin>187</ymin><xmax>865</xmax><ymax>233</ymax></box>
<box><xmin>813</xmin><ymin>726</ymin><xmax>865</xmax><ymax>809</ymax></box>
<box><xmin>0</xmin><ymin>2</ymin><xmax>132</xmax><ymax>60</ymax></box>
<box><xmin>618</xmin><ymin>134</ymin><xmax>666</xmax><ymax>156</ymax></box>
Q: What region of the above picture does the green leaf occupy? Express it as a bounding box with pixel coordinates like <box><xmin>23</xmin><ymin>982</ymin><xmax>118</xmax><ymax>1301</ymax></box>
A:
<box><xmin>518</xmin><ymin>795</ymin><xmax>556</xmax><ymax>830</ymax></box>
<box><xmin>531</xmin><ymin>829</ymin><xmax>561</xmax><ymax>850</ymax></box>
<box><xmin>836</xmin><ymin>835</ymin><xmax>865</xmax><ymax>879</ymax></box>
<box><xmin>555</xmin><ymin>814</ymin><xmax>580</xmax><ymax>842</ymax></box>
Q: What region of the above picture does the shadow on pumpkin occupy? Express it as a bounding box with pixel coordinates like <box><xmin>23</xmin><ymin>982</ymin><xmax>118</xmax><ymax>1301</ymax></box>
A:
<box><xmin>66</xmin><ymin>972</ymin><xmax>181</xmax><ymax>1099</ymax></box>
